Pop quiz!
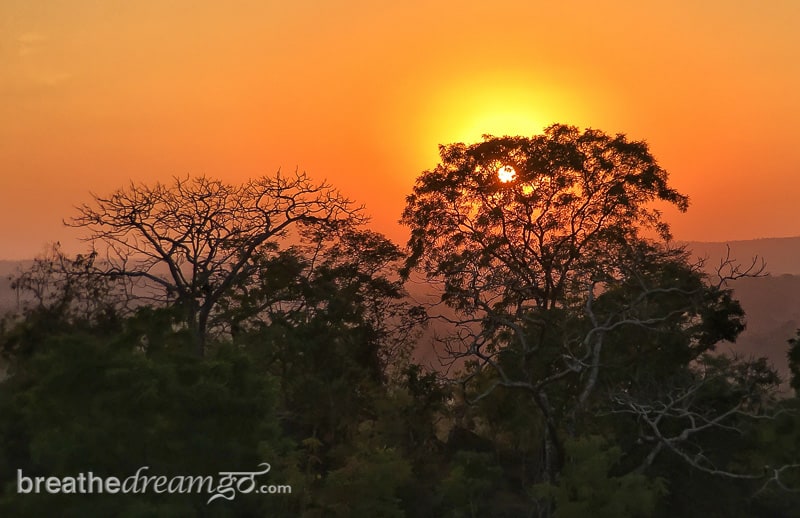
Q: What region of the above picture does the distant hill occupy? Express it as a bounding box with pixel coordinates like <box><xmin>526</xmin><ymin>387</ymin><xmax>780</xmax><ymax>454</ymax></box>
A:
<box><xmin>679</xmin><ymin>237</ymin><xmax>800</xmax><ymax>388</ymax></box>
<box><xmin>719</xmin><ymin>274</ymin><xmax>800</xmax><ymax>389</ymax></box>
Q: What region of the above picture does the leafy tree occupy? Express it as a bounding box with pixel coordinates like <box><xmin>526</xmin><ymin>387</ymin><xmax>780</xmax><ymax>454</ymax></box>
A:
<box><xmin>532</xmin><ymin>436</ymin><xmax>666</xmax><ymax>518</ymax></box>
<box><xmin>220</xmin><ymin>227</ymin><xmax>432</xmax><ymax>516</ymax></box>
<box><xmin>1</xmin><ymin>243</ymin><xmax>121</xmax><ymax>361</ymax></box>
<box><xmin>0</xmin><ymin>313</ymin><xmax>287</xmax><ymax>516</ymax></box>
<box><xmin>221</xmin><ymin>227</ymin><xmax>423</xmax><ymax>442</ymax></box>
<box><xmin>316</xmin><ymin>444</ymin><xmax>412</xmax><ymax>518</ymax></box>
<box><xmin>400</xmin><ymin>125</ymin><xmax>796</xmax><ymax>508</ymax></box>
<box><xmin>8</xmin><ymin>243</ymin><xmax>117</xmax><ymax>321</ymax></box>
<box><xmin>439</xmin><ymin>451</ymin><xmax>505</xmax><ymax>518</ymax></box>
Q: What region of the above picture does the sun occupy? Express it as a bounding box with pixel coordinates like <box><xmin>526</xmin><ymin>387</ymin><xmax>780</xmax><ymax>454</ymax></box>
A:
<box><xmin>498</xmin><ymin>165</ymin><xmax>516</xmax><ymax>183</ymax></box>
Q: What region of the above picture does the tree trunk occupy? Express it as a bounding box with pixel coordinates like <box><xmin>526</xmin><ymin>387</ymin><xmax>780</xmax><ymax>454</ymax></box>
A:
<box><xmin>195</xmin><ymin>309</ymin><xmax>209</xmax><ymax>357</ymax></box>
<box><xmin>185</xmin><ymin>302</ymin><xmax>206</xmax><ymax>357</ymax></box>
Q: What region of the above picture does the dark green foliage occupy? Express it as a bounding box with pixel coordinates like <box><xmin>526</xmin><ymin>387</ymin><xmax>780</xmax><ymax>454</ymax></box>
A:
<box><xmin>0</xmin><ymin>322</ymin><xmax>285</xmax><ymax>516</ymax></box>
<box><xmin>316</xmin><ymin>445</ymin><xmax>412</xmax><ymax>518</ymax></box>
<box><xmin>439</xmin><ymin>451</ymin><xmax>505</xmax><ymax>518</ymax></box>
<box><xmin>532</xmin><ymin>436</ymin><xmax>666</xmax><ymax>518</ymax></box>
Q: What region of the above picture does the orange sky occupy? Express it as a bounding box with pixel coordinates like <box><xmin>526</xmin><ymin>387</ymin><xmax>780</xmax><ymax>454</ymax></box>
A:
<box><xmin>1</xmin><ymin>1</ymin><xmax>799</xmax><ymax>260</ymax></box>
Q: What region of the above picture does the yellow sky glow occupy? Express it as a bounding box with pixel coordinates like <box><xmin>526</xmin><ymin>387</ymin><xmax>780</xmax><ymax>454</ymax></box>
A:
<box><xmin>1</xmin><ymin>1</ymin><xmax>800</xmax><ymax>259</ymax></box>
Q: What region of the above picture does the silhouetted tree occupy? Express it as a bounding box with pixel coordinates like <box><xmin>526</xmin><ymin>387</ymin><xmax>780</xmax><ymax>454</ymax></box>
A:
<box><xmin>68</xmin><ymin>172</ymin><xmax>362</xmax><ymax>356</ymax></box>
<box><xmin>401</xmin><ymin>125</ymin><xmax>796</xmax><ymax>512</ymax></box>
<box><xmin>2</xmin><ymin>243</ymin><xmax>121</xmax><ymax>361</ymax></box>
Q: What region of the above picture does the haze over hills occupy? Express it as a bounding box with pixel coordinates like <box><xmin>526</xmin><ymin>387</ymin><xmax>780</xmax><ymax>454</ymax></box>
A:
<box><xmin>1</xmin><ymin>237</ymin><xmax>799</xmax><ymax>389</ymax></box>
<box><xmin>680</xmin><ymin>237</ymin><xmax>800</xmax><ymax>389</ymax></box>
<box><xmin>683</xmin><ymin>236</ymin><xmax>800</xmax><ymax>276</ymax></box>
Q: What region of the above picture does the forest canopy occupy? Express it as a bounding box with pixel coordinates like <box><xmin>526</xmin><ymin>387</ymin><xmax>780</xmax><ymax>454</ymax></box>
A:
<box><xmin>1</xmin><ymin>125</ymin><xmax>799</xmax><ymax>517</ymax></box>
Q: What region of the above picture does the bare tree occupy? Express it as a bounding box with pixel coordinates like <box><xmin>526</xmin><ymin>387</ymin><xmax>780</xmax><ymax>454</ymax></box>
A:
<box><xmin>68</xmin><ymin>172</ymin><xmax>362</xmax><ymax>356</ymax></box>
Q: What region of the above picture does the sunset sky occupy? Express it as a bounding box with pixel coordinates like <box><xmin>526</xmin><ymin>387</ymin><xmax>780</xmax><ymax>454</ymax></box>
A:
<box><xmin>1</xmin><ymin>1</ymin><xmax>799</xmax><ymax>260</ymax></box>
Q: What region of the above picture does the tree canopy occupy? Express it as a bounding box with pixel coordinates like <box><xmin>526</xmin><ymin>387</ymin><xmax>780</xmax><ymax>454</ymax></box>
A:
<box><xmin>401</xmin><ymin>125</ymin><xmax>799</xmax><ymax>506</ymax></box>
<box><xmin>1</xmin><ymin>134</ymin><xmax>798</xmax><ymax>516</ymax></box>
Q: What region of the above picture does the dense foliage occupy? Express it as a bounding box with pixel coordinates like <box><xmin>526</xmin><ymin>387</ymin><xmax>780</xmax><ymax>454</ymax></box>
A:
<box><xmin>1</xmin><ymin>129</ymin><xmax>798</xmax><ymax>516</ymax></box>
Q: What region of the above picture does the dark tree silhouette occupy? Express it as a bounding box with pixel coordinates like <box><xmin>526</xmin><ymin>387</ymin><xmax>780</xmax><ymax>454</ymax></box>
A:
<box><xmin>68</xmin><ymin>172</ymin><xmax>362</xmax><ymax>356</ymax></box>
<box><xmin>401</xmin><ymin>125</ymin><xmax>794</xmax><ymax>497</ymax></box>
